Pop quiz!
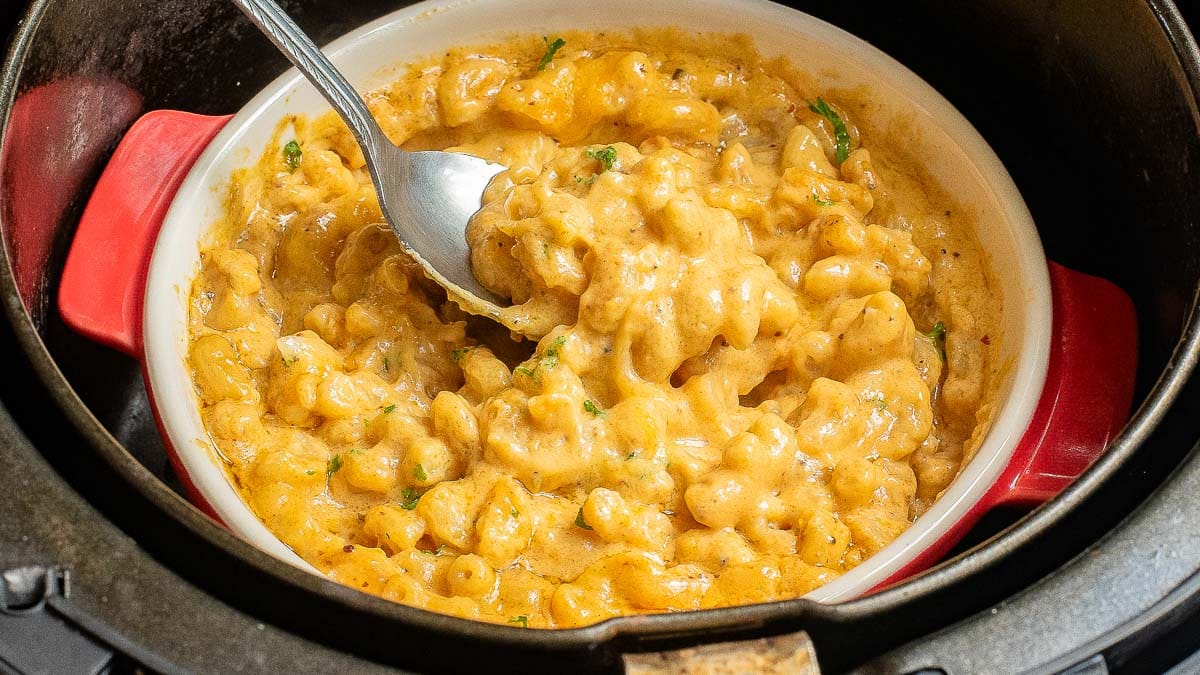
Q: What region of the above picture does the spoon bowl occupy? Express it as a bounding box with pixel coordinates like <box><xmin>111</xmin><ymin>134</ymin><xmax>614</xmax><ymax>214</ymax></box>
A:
<box><xmin>372</xmin><ymin>146</ymin><xmax>509</xmax><ymax>316</ymax></box>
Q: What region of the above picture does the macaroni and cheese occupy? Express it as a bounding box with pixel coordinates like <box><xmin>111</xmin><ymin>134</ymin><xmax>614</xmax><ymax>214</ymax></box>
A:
<box><xmin>187</xmin><ymin>30</ymin><xmax>1001</xmax><ymax>628</ymax></box>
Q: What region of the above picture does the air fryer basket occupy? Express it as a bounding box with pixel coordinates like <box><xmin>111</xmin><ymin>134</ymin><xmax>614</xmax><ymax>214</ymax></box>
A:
<box><xmin>2</xmin><ymin>0</ymin><xmax>1199</xmax><ymax>672</ymax></box>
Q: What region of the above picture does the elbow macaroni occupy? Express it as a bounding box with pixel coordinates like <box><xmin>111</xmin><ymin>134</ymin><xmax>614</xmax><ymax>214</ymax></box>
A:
<box><xmin>187</xmin><ymin>30</ymin><xmax>1001</xmax><ymax>628</ymax></box>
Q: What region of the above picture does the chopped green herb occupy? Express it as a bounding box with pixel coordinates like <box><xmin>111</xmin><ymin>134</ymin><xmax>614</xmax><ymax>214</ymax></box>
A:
<box><xmin>509</xmin><ymin>615</ymin><xmax>530</xmax><ymax>628</ymax></box>
<box><xmin>537</xmin><ymin>36</ymin><xmax>566</xmax><ymax>71</ymax></box>
<box><xmin>451</xmin><ymin>347</ymin><xmax>472</xmax><ymax>363</ymax></box>
<box><xmin>923</xmin><ymin>321</ymin><xmax>947</xmax><ymax>342</ymax></box>
<box><xmin>283</xmin><ymin>140</ymin><xmax>303</xmax><ymax>172</ymax></box>
<box><xmin>281</xmin><ymin>355</ymin><xmax>298</xmax><ymax>367</ymax></box>
<box><xmin>382</xmin><ymin>404</ymin><xmax>397</xmax><ymax>414</ymax></box>
<box><xmin>326</xmin><ymin>454</ymin><xmax>343</xmax><ymax>479</ymax></box>
<box><xmin>510</xmin><ymin>507</ymin><xmax>520</xmax><ymax>518</ymax></box>
<box><xmin>626</xmin><ymin>451</ymin><xmax>638</xmax><ymax>460</ymax></box>
<box><xmin>413</xmin><ymin>463</ymin><xmax>428</xmax><ymax>481</ymax></box>
<box><xmin>305</xmin><ymin>469</ymin><xmax>316</xmax><ymax>476</ymax></box>
<box><xmin>807</xmin><ymin>97</ymin><xmax>851</xmax><ymax>163</ymax></box>
<box><xmin>348</xmin><ymin>448</ymin><xmax>364</xmax><ymax>456</ymax></box>
<box><xmin>583</xmin><ymin>400</ymin><xmax>605</xmax><ymax>417</ymax></box>
<box><xmin>574</xmin><ymin>508</ymin><xmax>593</xmax><ymax>531</ymax></box>
<box><xmin>586</xmin><ymin>146</ymin><xmax>618</xmax><ymax>172</ymax></box>
<box><xmin>541</xmin><ymin>335</ymin><xmax>567</xmax><ymax>370</ymax></box>
<box><xmin>400</xmin><ymin>487</ymin><xmax>421</xmax><ymax>510</ymax></box>
<box><xmin>923</xmin><ymin>321</ymin><xmax>948</xmax><ymax>361</ymax></box>
<box><xmin>812</xmin><ymin>193</ymin><xmax>835</xmax><ymax>207</ymax></box>
<box><xmin>515</xmin><ymin>337</ymin><xmax>566</xmax><ymax>380</ymax></box>
<box><xmin>873</xmin><ymin>394</ymin><xmax>888</xmax><ymax>411</ymax></box>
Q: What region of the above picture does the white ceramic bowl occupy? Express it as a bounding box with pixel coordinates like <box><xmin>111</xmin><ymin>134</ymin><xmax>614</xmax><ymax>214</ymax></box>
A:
<box><xmin>141</xmin><ymin>0</ymin><xmax>1051</xmax><ymax>603</ymax></box>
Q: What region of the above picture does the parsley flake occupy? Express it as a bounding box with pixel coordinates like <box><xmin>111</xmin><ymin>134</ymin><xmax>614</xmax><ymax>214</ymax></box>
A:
<box><xmin>537</xmin><ymin>36</ymin><xmax>566</xmax><ymax>71</ymax></box>
<box><xmin>451</xmin><ymin>347</ymin><xmax>472</xmax><ymax>363</ymax></box>
<box><xmin>583</xmin><ymin>400</ymin><xmax>605</xmax><ymax>417</ymax></box>
<box><xmin>807</xmin><ymin>97</ymin><xmax>851</xmax><ymax>163</ymax></box>
<box><xmin>542</xmin><ymin>336</ymin><xmax>566</xmax><ymax>369</ymax></box>
<box><xmin>513</xmin><ymin>336</ymin><xmax>568</xmax><ymax>381</ymax></box>
<box><xmin>509</xmin><ymin>615</ymin><xmax>530</xmax><ymax>628</ymax></box>
<box><xmin>924</xmin><ymin>320</ymin><xmax>947</xmax><ymax>342</ymax></box>
<box><xmin>400</xmin><ymin>487</ymin><xmax>421</xmax><ymax>510</ymax></box>
<box><xmin>586</xmin><ymin>146</ymin><xmax>617</xmax><ymax>172</ymax></box>
<box><xmin>574</xmin><ymin>508</ymin><xmax>593</xmax><ymax>531</ymax></box>
<box><xmin>283</xmin><ymin>140</ymin><xmax>303</xmax><ymax>172</ymax></box>
<box><xmin>326</xmin><ymin>454</ymin><xmax>343</xmax><ymax>479</ymax></box>
<box><xmin>413</xmin><ymin>463</ymin><xmax>428</xmax><ymax>482</ymax></box>
<box><xmin>382</xmin><ymin>404</ymin><xmax>397</xmax><ymax>414</ymax></box>
<box><xmin>812</xmin><ymin>193</ymin><xmax>835</xmax><ymax>207</ymax></box>
<box><xmin>923</xmin><ymin>321</ymin><xmax>948</xmax><ymax>361</ymax></box>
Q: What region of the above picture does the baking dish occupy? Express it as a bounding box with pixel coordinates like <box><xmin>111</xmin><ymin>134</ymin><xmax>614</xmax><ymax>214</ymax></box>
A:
<box><xmin>57</xmin><ymin>0</ymin><xmax>1138</xmax><ymax>607</ymax></box>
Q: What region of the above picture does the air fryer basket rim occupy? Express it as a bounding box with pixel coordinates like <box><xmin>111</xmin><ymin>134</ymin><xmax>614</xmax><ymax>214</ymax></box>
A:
<box><xmin>2</xmin><ymin>0</ymin><xmax>1199</xmax><ymax>656</ymax></box>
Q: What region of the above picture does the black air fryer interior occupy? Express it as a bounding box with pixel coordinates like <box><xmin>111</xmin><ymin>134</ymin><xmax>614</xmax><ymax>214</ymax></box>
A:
<box><xmin>2</xmin><ymin>1</ymin><xmax>1200</xmax><ymax>672</ymax></box>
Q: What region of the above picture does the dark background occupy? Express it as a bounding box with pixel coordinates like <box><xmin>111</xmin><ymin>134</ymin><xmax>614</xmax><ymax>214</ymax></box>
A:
<box><xmin>2</xmin><ymin>5</ymin><xmax>19</xmax><ymax>42</ymax></box>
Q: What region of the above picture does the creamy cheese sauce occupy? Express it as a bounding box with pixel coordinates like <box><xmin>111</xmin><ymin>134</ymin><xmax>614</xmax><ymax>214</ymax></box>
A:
<box><xmin>187</xmin><ymin>30</ymin><xmax>1001</xmax><ymax>628</ymax></box>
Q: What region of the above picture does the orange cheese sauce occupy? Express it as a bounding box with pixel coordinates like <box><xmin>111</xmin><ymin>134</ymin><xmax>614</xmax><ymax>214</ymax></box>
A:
<box><xmin>186</xmin><ymin>30</ymin><xmax>1001</xmax><ymax>628</ymax></box>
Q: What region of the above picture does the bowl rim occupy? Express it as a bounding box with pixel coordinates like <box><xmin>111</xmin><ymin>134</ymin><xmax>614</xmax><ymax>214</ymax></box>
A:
<box><xmin>142</xmin><ymin>0</ymin><xmax>1050</xmax><ymax>620</ymax></box>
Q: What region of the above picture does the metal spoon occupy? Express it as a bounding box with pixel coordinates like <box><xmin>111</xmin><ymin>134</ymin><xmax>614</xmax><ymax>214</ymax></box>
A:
<box><xmin>232</xmin><ymin>0</ymin><xmax>517</xmax><ymax>330</ymax></box>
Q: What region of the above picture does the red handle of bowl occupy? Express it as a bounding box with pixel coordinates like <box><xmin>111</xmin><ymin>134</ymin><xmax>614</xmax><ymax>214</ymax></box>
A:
<box><xmin>978</xmin><ymin>262</ymin><xmax>1138</xmax><ymax>507</ymax></box>
<box><xmin>58</xmin><ymin>110</ymin><xmax>232</xmax><ymax>357</ymax></box>
<box><xmin>875</xmin><ymin>262</ymin><xmax>1138</xmax><ymax>591</ymax></box>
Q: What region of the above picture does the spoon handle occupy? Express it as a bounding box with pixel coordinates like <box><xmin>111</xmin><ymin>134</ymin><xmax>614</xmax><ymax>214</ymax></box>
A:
<box><xmin>231</xmin><ymin>0</ymin><xmax>389</xmax><ymax>151</ymax></box>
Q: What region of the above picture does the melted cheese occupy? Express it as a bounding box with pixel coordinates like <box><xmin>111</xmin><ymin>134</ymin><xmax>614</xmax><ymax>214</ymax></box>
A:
<box><xmin>187</xmin><ymin>30</ymin><xmax>1002</xmax><ymax>628</ymax></box>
